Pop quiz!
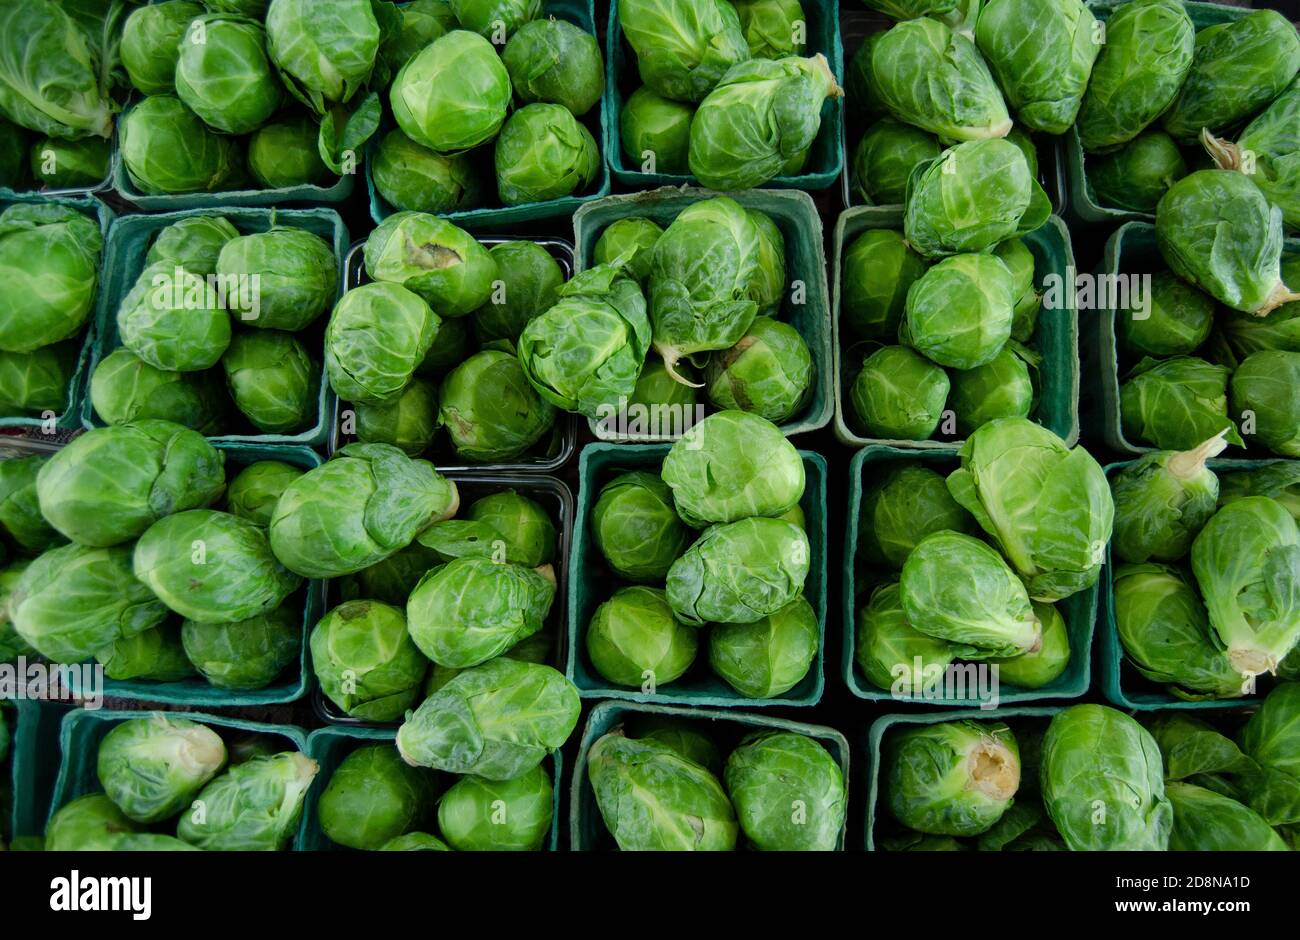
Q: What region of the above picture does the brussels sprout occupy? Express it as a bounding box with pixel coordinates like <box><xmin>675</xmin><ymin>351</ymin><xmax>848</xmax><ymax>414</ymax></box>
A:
<box><xmin>117</xmin><ymin>263</ymin><xmax>232</xmax><ymax>372</ymax></box>
<box><xmin>708</xmin><ymin>595</ymin><xmax>817</xmax><ymax>698</ymax></box>
<box><xmin>97</xmin><ymin>622</ymin><xmax>197</xmax><ymax>682</ymax></box>
<box><xmin>871</xmin><ymin>18</ymin><xmax>1010</xmax><ymax>142</ymax></box>
<box><xmin>904</xmin><ymin>139</ymin><xmax>1048</xmax><ymax>259</ymax></box>
<box><xmin>365</xmin><ymin>212</ymin><xmax>496</xmax><ymax>317</ymax></box>
<box><xmin>1219</xmin><ymin>463</ymin><xmax>1300</xmax><ymax>521</ymax></box>
<box><xmin>225</xmin><ymin>461</ymin><xmax>304</xmax><ymax>527</ymax></box>
<box><xmin>10</xmin><ymin>543</ymin><xmax>168</xmax><ymax>663</ymax></box>
<box><xmin>666</xmin><ymin>517</ymin><xmax>809</xmax><ymax>626</ymax></box>
<box><xmin>947</xmin><ymin>418</ymin><xmax>1114</xmax><ymax>601</ymax></box>
<box><xmin>618</xmin><ymin>0</ymin><xmax>749</xmax><ymax>103</ymax></box>
<box><xmin>587</xmin><ymin>731</ymin><xmax>737</xmax><ymax>850</ymax></box>
<box><xmin>417</xmin><ymin>316</ymin><xmax>473</xmax><ymax>380</ymax></box>
<box><xmin>177</xmin><ymin>751</ymin><xmax>318</xmax><ymax>851</ymax></box>
<box><xmin>1166</xmin><ymin>782</ymin><xmax>1288</xmax><ymax>851</ymax></box>
<box><xmin>495</xmin><ymin>103</ymin><xmax>600</xmax><ymax>206</ymax></box>
<box><xmin>887</xmin><ymin>721</ymin><xmax>1019</xmax><ymax>836</ymax></box>
<box><xmin>518</xmin><ymin>263</ymin><xmax>650</xmax><ymax>418</ymax></box>
<box><xmin>851</xmin><ymin>119</ymin><xmax>941</xmax><ymax>206</ymax></box>
<box><xmin>704</xmin><ymin>317</ymin><xmax>811</xmax><ymax>423</ymax></box>
<box><xmin>620</xmin><ymin>86</ymin><xmax>693</xmax><ymax>174</ymax></box>
<box><xmin>386</xmin><ymin>0</ymin><xmax>458</xmax><ymax>70</ymax></box>
<box><xmin>850</xmin><ymin>345</ymin><xmax>949</xmax><ymax>440</ymax></box>
<box><xmin>1221</xmin><ymin>258</ymin><xmax>1300</xmax><ymax>358</ymax></box>
<box><xmin>992</xmin><ymin>602</ymin><xmax>1069</xmax><ymax>689</ymax></box>
<box><xmin>438</xmin><ymin>763</ymin><xmax>552</xmax><ymax>851</ymax></box>
<box><xmin>121</xmin><ymin>1</ymin><xmax>205</xmax><ymax>95</ymax></box>
<box><xmin>438</xmin><ymin>350</ymin><xmax>557</xmax><ymax>461</ymax></box>
<box><xmin>1113</xmin><ymin>563</ymin><xmax>1243</xmax><ymax>699</ymax></box>
<box><xmin>502</xmin><ymin>17</ymin><xmax>603</xmax><ymax>116</ymax></box>
<box><xmin>134</xmin><ymin>510</ymin><xmax>302</xmax><ymax>623</ymax></box>
<box><xmin>661</xmin><ymin>410</ymin><xmax>804</xmax><ymax>526</ymax></box>
<box><xmin>450</xmin><ymin>0</ymin><xmax>540</xmax><ymax>37</ymax></box>
<box><xmin>840</xmin><ymin>229</ymin><xmax>927</xmax><ymax>340</ymax></box>
<box><xmin>45</xmin><ymin>795</ymin><xmax>141</xmax><ymax>852</ymax></box>
<box><xmin>1208</xmin><ymin>79</ymin><xmax>1300</xmax><ymax>229</ymax></box>
<box><xmin>1230</xmin><ymin>350</ymin><xmax>1300</xmax><ymax>456</ymax></box>
<box><xmin>1158</xmin><ymin>170</ymin><xmax>1298</xmax><ymax>315</ymax></box>
<box><xmin>592</xmin><ymin>472</ymin><xmax>690</xmax><ymax>580</ymax></box>
<box><xmin>733</xmin><ymin>0</ymin><xmax>806</xmax><ymax>59</ymax></box>
<box><xmin>380</xmin><ymin>831</ymin><xmax>451</xmax><ymax>851</ymax></box>
<box><xmin>422</xmin><ymin>627</ymin><xmax>554</xmax><ymax>695</ymax></box>
<box><xmin>407</xmin><ymin>557</ymin><xmax>554</xmax><ymax>668</ymax></box>
<box><xmin>396</xmin><ymin>658</ymin><xmax>579</xmax><ymax>779</ymax></box>
<box><xmin>900</xmin><ymin>531</ymin><xmax>1040</xmax><ymax>658</ymax></box>
<box><xmin>595</xmin><ymin>219</ymin><xmax>663</xmax><ymax>289</ymax></box>
<box><xmin>476</xmin><ymin>241</ymin><xmax>564</xmax><ymax>343</ymax></box>
<box><xmin>265</xmin><ymin>0</ymin><xmax>380</xmax><ymax>115</ymax></box>
<box><xmin>464</xmin><ymin>490</ymin><xmax>556</xmax><ymax>566</ymax></box>
<box><xmin>35</xmin><ymin>421</ymin><xmax>225</xmax><ymax>548</ymax></box>
<box><xmin>390</xmin><ymin>30</ymin><xmax>510</xmax><ymax>152</ymax></box>
<box><xmin>174</xmin><ymin>14</ymin><xmax>280</xmax><ymax>134</ymax></box>
<box><xmin>1076</xmin><ymin>0</ymin><xmax>1194</xmax><ymax>152</ymax></box>
<box><xmin>901</xmin><ymin>253</ymin><xmax>1014</xmax><ymax>369</ymax></box>
<box><xmin>148</xmin><ymin>217</ymin><xmax>240</xmax><ymax>274</ymax></box>
<box><xmin>324</xmin><ymin>284</ymin><xmax>439</xmax><ymax>407</ymax></box>
<box><xmin>247</xmin><ymin>116</ymin><xmax>333</xmax><ymax>189</ymax></box>
<box><xmin>844</xmin><ymin>31</ymin><xmax>884</xmax><ymax>121</ymax></box>
<box><xmin>1111</xmin><ymin>434</ymin><xmax>1227</xmax><ymax>564</ymax></box>
<box><xmin>725</xmin><ymin>731</ymin><xmax>843</xmax><ymax>851</ymax></box>
<box><xmin>1191</xmin><ymin>497</ymin><xmax>1300</xmax><ymax>678</ymax></box>
<box><xmin>859</xmin><ymin>465</ymin><xmax>974</xmax><ymax>569</ymax></box>
<box><xmin>0</xmin><ymin>204</ymin><xmax>101</xmax><ymax>353</ymax></box>
<box><xmin>947</xmin><ymin>345</ymin><xmax>1034</xmax><ymax>436</ymax></box>
<box><xmin>216</xmin><ymin>228</ymin><xmax>337</xmax><ymax>332</ymax></box>
<box><xmin>1118</xmin><ymin>272</ymin><xmax>1214</xmax><ymax>359</ymax></box>
<box><xmin>1241</xmin><ymin>683</ymin><xmax>1300</xmax><ymax>779</ymax></box>
<box><xmin>337</xmin><ymin>542</ymin><xmax>442</xmax><ymax>608</ymax></box>
<box><xmin>624</xmin><ymin>356</ymin><xmax>700</xmax><ymax>434</ymax></box>
<box><xmin>1162</xmin><ymin>10</ymin><xmax>1300</xmax><ymax>144</ymax></box>
<box><xmin>991</xmin><ymin>238</ymin><xmax>1038</xmax><ymax>342</ymax></box>
<box><xmin>0</xmin><ymin>456</ymin><xmax>63</xmax><ymax>552</ymax></box>
<box><xmin>90</xmin><ymin>349</ymin><xmax>223</xmax><ymax>432</ymax></box>
<box><xmin>855</xmin><ymin>581</ymin><xmax>955</xmax><ymax>694</ymax></box>
<box><xmin>688</xmin><ymin>54</ymin><xmax>842</xmax><ymax>190</ymax></box>
<box><xmin>353</xmin><ymin>379</ymin><xmax>437</xmax><ymax>457</ymax></box>
<box><xmin>270</xmin><ymin>443</ymin><xmax>457</xmax><ymax>578</ymax></box>
<box><xmin>748</xmin><ymin>211</ymin><xmax>786</xmax><ymax>315</ymax></box>
<box><xmin>371</xmin><ymin>129</ymin><xmax>485</xmax><ymax>215</ymax></box>
<box><xmin>182</xmin><ymin>604</ymin><xmax>301</xmax><ymax>690</ymax></box>
<box><xmin>119</xmin><ymin>96</ymin><xmax>241</xmax><ymax>195</ymax></box>
<box><xmin>1120</xmin><ymin>356</ymin><xmax>1242</xmax><ymax>451</ymax></box>
<box><xmin>97</xmin><ymin>716</ymin><xmax>227</xmax><ymax>824</ymax></box>
<box><xmin>625</xmin><ymin>716</ymin><xmax>722</xmax><ymax>772</ymax></box>
<box><xmin>0</xmin><ymin>561</ymin><xmax>34</xmax><ymax>663</ymax></box>
<box><xmin>973</xmin><ymin>0</ymin><xmax>1097</xmax><ymax>135</ymax></box>
<box><xmin>29</xmin><ymin>136</ymin><xmax>109</xmax><ymax>188</ymax></box>
<box><xmin>1087</xmin><ymin>130</ymin><xmax>1188</xmax><ymax>214</ymax></box>
<box><xmin>221</xmin><ymin>331</ymin><xmax>315</xmax><ymax>434</ymax></box>
<box><xmin>587</xmin><ymin>585</ymin><xmax>697</xmax><ymax>688</ymax></box>
<box><xmin>0</xmin><ymin>346</ymin><xmax>76</xmax><ymax>417</ymax></box>
<box><xmin>1040</xmin><ymin>704</ymin><xmax>1172</xmax><ymax>850</ymax></box>
<box><xmin>318</xmin><ymin>745</ymin><xmax>434</xmax><ymax>850</ymax></box>
<box><xmin>648</xmin><ymin>197</ymin><xmax>762</xmax><ymax>379</ymax></box>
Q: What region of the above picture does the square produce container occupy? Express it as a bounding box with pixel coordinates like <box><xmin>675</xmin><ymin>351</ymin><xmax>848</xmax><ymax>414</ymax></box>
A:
<box><xmin>570</xmin><ymin>700</ymin><xmax>851</xmax><ymax>851</ymax></box>
<box><xmin>5</xmin><ymin>698</ymin><xmax>70</xmax><ymax>846</ymax></box>
<box><xmin>1087</xmin><ymin>222</ymin><xmax>1299</xmax><ymax>457</ymax></box>
<box><xmin>605</xmin><ymin>0</ymin><xmax>844</xmax><ymax>191</ymax></box>
<box><xmin>1064</xmin><ymin>1</ymin><xmax>1250</xmax><ymax>226</ymax></box>
<box><xmin>865</xmin><ymin>705</ymin><xmax>1059</xmax><ymax>850</ymax></box>
<box><xmin>1097</xmin><ymin>456</ymin><xmax>1293</xmax><ymax>712</ymax></box>
<box><xmin>572</xmin><ymin>187</ymin><xmax>833</xmax><ymax>441</ymax></box>
<box><xmin>366</xmin><ymin>0</ymin><xmax>610</xmax><ymax>229</ymax></box>
<box><xmin>0</xmin><ymin>129</ymin><xmax>114</xmax><ymax>202</ymax></box>
<box><xmin>831</xmin><ymin>206</ymin><xmax>1079</xmax><ymax>450</ymax></box>
<box><xmin>81</xmin><ymin>206</ymin><xmax>349</xmax><ymax>449</ymax></box>
<box><xmin>842</xmin><ymin>446</ymin><xmax>1097</xmax><ymax>707</ymax></box>
<box><xmin>47</xmin><ymin>708</ymin><xmax>310</xmax><ymax>835</ymax></box>
<box><xmin>567</xmin><ymin>442</ymin><xmax>828</xmax><ymax>708</ymax></box>
<box><xmin>0</xmin><ymin>193</ymin><xmax>114</xmax><ymax>432</ymax></box>
<box><xmin>295</xmin><ymin>725</ymin><xmax>562</xmax><ymax>851</ymax></box>
<box><xmin>312</xmin><ymin>472</ymin><xmax>574</xmax><ymax>726</ymax></box>
<box><xmin>333</xmin><ymin>236</ymin><xmax>578</xmax><ymax>472</ymax></box>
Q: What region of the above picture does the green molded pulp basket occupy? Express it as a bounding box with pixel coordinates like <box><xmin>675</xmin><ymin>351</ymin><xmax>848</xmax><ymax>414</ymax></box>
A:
<box><xmin>1098</xmin><ymin>456</ymin><xmax>1293</xmax><ymax>711</ymax></box>
<box><xmin>7</xmin><ymin>698</ymin><xmax>70</xmax><ymax>843</ymax></box>
<box><xmin>47</xmin><ymin>708</ymin><xmax>310</xmax><ymax>836</ymax></box>
<box><xmin>367</xmin><ymin>0</ymin><xmax>610</xmax><ymax>229</ymax></box>
<box><xmin>295</xmin><ymin>725</ymin><xmax>562</xmax><ymax>851</ymax></box>
<box><xmin>843</xmin><ymin>447</ymin><xmax>1097</xmax><ymax>707</ymax></box>
<box><xmin>865</xmin><ymin>705</ymin><xmax>1062</xmax><ymax>850</ymax></box>
<box><xmin>0</xmin><ymin>193</ymin><xmax>115</xmax><ymax>432</ymax></box>
<box><xmin>605</xmin><ymin>1</ymin><xmax>844</xmax><ymax>190</ymax></box>
<box><xmin>831</xmin><ymin>206</ymin><xmax>1080</xmax><ymax>450</ymax></box>
<box><xmin>1065</xmin><ymin>0</ymin><xmax>1250</xmax><ymax>226</ymax></box>
<box><xmin>81</xmin><ymin>206</ymin><xmax>349</xmax><ymax>448</ymax></box>
<box><xmin>570</xmin><ymin>700</ymin><xmax>850</xmax><ymax>850</ymax></box>
<box><xmin>567</xmin><ymin>442</ymin><xmax>828</xmax><ymax>707</ymax></box>
<box><xmin>572</xmin><ymin>186</ymin><xmax>834</xmax><ymax>440</ymax></box>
